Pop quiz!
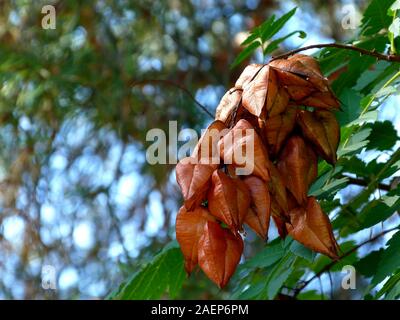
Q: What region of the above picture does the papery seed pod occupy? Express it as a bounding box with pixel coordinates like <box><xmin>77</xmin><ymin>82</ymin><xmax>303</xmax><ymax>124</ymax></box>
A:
<box><xmin>245</xmin><ymin>208</ymin><xmax>267</xmax><ymax>239</ymax></box>
<box><xmin>243</xmin><ymin>176</ymin><xmax>271</xmax><ymax>239</ymax></box>
<box><xmin>262</xmin><ymin>107</ymin><xmax>297</xmax><ymax>158</ymax></box>
<box><xmin>233</xmin><ymin>105</ymin><xmax>262</xmax><ymax>130</ymax></box>
<box><xmin>271</xmin><ymin>199</ymin><xmax>288</xmax><ymax>239</ymax></box>
<box><xmin>269</xmin><ymin>54</ymin><xmax>328</xmax><ymax>91</ymax></box>
<box><xmin>277</xmin><ymin>135</ymin><xmax>318</xmax><ymax>205</ymax></box>
<box><xmin>192</xmin><ymin>120</ymin><xmax>228</xmax><ymax>165</ymax></box>
<box><xmin>286</xmin><ymin>197</ymin><xmax>339</xmax><ymax>259</ymax></box>
<box><xmin>218</xmin><ymin>119</ymin><xmax>270</xmax><ymax>181</ymax></box>
<box><xmin>234</xmin><ymin>178</ymin><xmax>251</xmax><ymax>226</ymax></box>
<box><xmin>207</xmin><ymin>170</ymin><xmax>251</xmax><ymax>232</ymax></box>
<box><xmin>175</xmin><ymin>55</ymin><xmax>341</xmax><ymax>288</ymax></box>
<box><xmin>176</xmin><ymin>157</ymin><xmax>215</xmax><ymax>210</ymax></box>
<box><xmin>207</xmin><ymin>170</ymin><xmax>240</xmax><ymax>230</ymax></box>
<box><xmin>176</xmin><ymin>206</ymin><xmax>216</xmax><ymax>273</ymax></box>
<box><xmin>297</xmin><ymin>109</ymin><xmax>340</xmax><ymax>164</ymax></box>
<box><xmin>242</xmin><ymin>66</ymin><xmax>288</xmax><ymax>119</ymax></box>
<box><xmin>198</xmin><ymin>221</ymin><xmax>243</xmax><ymax>288</ymax></box>
<box><xmin>215</xmin><ymin>89</ymin><xmax>242</xmax><ymax>125</ymax></box>
<box><xmin>235</xmin><ymin>64</ymin><xmax>264</xmax><ymax>89</ymax></box>
<box><xmin>267</xmin><ymin>163</ymin><xmax>288</xmax><ymax>213</ymax></box>
<box><xmin>298</xmin><ymin>91</ymin><xmax>340</xmax><ymax>109</ymax></box>
<box><xmin>270</xmin><ymin>67</ymin><xmax>315</xmax><ymax>100</ymax></box>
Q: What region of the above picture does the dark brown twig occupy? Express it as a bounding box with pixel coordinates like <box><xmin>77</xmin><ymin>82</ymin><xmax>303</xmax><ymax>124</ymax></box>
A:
<box><xmin>271</xmin><ymin>43</ymin><xmax>400</xmax><ymax>62</ymax></box>
<box><xmin>130</xmin><ymin>79</ymin><xmax>214</xmax><ymax>119</ymax></box>
<box><xmin>346</xmin><ymin>176</ymin><xmax>391</xmax><ymax>191</ymax></box>
<box><xmin>294</xmin><ymin>226</ymin><xmax>399</xmax><ymax>297</ymax></box>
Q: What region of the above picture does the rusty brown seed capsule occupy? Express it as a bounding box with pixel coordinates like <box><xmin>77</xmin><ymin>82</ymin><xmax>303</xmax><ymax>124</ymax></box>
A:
<box><xmin>175</xmin><ymin>54</ymin><xmax>340</xmax><ymax>287</ymax></box>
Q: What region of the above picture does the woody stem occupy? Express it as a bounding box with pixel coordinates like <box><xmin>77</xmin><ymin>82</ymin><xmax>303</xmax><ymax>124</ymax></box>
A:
<box><xmin>271</xmin><ymin>43</ymin><xmax>400</xmax><ymax>62</ymax></box>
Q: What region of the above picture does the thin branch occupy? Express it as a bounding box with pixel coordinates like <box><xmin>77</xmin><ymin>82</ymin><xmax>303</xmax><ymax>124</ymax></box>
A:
<box><xmin>345</xmin><ymin>176</ymin><xmax>391</xmax><ymax>191</ymax></box>
<box><xmin>294</xmin><ymin>226</ymin><xmax>399</xmax><ymax>297</ymax></box>
<box><xmin>271</xmin><ymin>43</ymin><xmax>400</xmax><ymax>62</ymax></box>
<box><xmin>130</xmin><ymin>79</ymin><xmax>214</xmax><ymax>119</ymax></box>
<box><xmin>328</xmin><ymin>271</ymin><xmax>334</xmax><ymax>300</ymax></box>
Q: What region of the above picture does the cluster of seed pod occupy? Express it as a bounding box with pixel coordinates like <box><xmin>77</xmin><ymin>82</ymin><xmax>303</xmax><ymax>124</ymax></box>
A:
<box><xmin>175</xmin><ymin>54</ymin><xmax>341</xmax><ymax>288</ymax></box>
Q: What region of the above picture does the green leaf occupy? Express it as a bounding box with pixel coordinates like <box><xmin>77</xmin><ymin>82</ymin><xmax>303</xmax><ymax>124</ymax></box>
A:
<box><xmin>336</xmin><ymin>88</ymin><xmax>362</xmax><ymax>126</ymax></box>
<box><xmin>358</xmin><ymin>196</ymin><xmax>400</xmax><ymax>230</ymax></box>
<box><xmin>388</xmin><ymin>0</ymin><xmax>400</xmax><ymax>16</ymax></box>
<box><xmin>365</xmin><ymin>159</ymin><xmax>400</xmax><ymax>180</ymax></box>
<box><xmin>240</xmin><ymin>31</ymin><xmax>263</xmax><ymax>47</ymax></box>
<box><xmin>309</xmin><ymin>165</ymin><xmax>343</xmax><ymax>196</ymax></box>
<box><xmin>375</xmin><ymin>84</ymin><xmax>398</xmax><ymax>97</ymax></box>
<box><xmin>340</xmin><ymin>156</ymin><xmax>368</xmax><ymax>177</ymax></box>
<box><xmin>312</xmin><ymin>241</ymin><xmax>358</xmax><ymax>273</ymax></box>
<box><xmin>241</xmin><ymin>15</ymin><xmax>276</xmax><ymax>46</ymax></box>
<box><xmin>108</xmin><ymin>241</ymin><xmax>185</xmax><ymax>300</ymax></box>
<box><xmin>372</xmin><ymin>231</ymin><xmax>400</xmax><ymax>286</ymax></box>
<box><xmin>310</xmin><ymin>177</ymin><xmax>349</xmax><ymax>197</ymax></box>
<box><xmin>366</xmin><ymin>120</ymin><xmax>399</xmax><ymax>151</ymax></box>
<box><xmin>231</xmin><ymin>41</ymin><xmax>260</xmax><ymax>69</ymax></box>
<box><xmin>259</xmin><ymin>253</ymin><xmax>296</xmax><ymax>299</ymax></box>
<box><xmin>354</xmin><ymin>61</ymin><xmax>392</xmax><ymax>92</ymax></box>
<box><xmin>384</xmin><ymin>274</ymin><xmax>400</xmax><ymax>299</ymax></box>
<box><xmin>376</xmin><ymin>272</ymin><xmax>400</xmax><ymax>299</ymax></box>
<box><xmin>232</xmin><ymin>8</ymin><xmax>299</xmax><ymax>69</ymax></box>
<box><xmin>354</xmin><ymin>249</ymin><xmax>384</xmax><ymax>277</ymax></box>
<box><xmin>297</xmin><ymin>290</ymin><xmax>327</xmax><ymax>300</ymax></box>
<box><xmin>347</xmin><ymin>110</ymin><xmax>378</xmax><ymax>127</ymax></box>
<box><xmin>337</xmin><ymin>127</ymin><xmax>372</xmax><ymax>157</ymax></box>
<box><xmin>263</xmin><ymin>30</ymin><xmax>306</xmax><ymax>56</ymax></box>
<box><xmin>360</xmin><ymin>0</ymin><xmax>394</xmax><ymax>35</ymax></box>
<box><xmin>236</xmin><ymin>281</ymin><xmax>265</xmax><ymax>299</ymax></box>
<box><xmin>261</xmin><ymin>8</ymin><xmax>297</xmax><ymax>42</ymax></box>
<box><xmin>332</xmin><ymin>36</ymin><xmax>388</xmax><ymax>94</ymax></box>
<box><xmin>290</xmin><ymin>240</ymin><xmax>315</xmax><ymax>262</ymax></box>
<box><xmin>241</xmin><ymin>240</ymin><xmax>285</xmax><ymax>269</ymax></box>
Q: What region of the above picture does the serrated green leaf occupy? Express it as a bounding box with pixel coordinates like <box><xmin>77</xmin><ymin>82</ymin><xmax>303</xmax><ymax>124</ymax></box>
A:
<box><xmin>366</xmin><ymin>120</ymin><xmax>399</xmax><ymax>151</ymax></box>
<box><xmin>259</xmin><ymin>253</ymin><xmax>296</xmax><ymax>299</ymax></box>
<box><xmin>347</xmin><ymin>110</ymin><xmax>378</xmax><ymax>126</ymax></box>
<box><xmin>309</xmin><ymin>165</ymin><xmax>343</xmax><ymax>196</ymax></box>
<box><xmin>375</xmin><ymin>85</ymin><xmax>398</xmax><ymax>97</ymax></box>
<box><xmin>358</xmin><ymin>197</ymin><xmax>400</xmax><ymax>230</ymax></box>
<box><xmin>372</xmin><ymin>231</ymin><xmax>400</xmax><ymax>286</ymax></box>
<box><xmin>337</xmin><ymin>127</ymin><xmax>372</xmax><ymax>157</ymax></box>
<box><xmin>310</xmin><ymin>177</ymin><xmax>348</xmax><ymax>197</ymax></box>
<box><xmin>242</xmin><ymin>240</ymin><xmax>285</xmax><ymax>269</ymax></box>
<box><xmin>361</xmin><ymin>0</ymin><xmax>394</xmax><ymax>35</ymax></box>
<box><xmin>354</xmin><ymin>249</ymin><xmax>384</xmax><ymax>277</ymax></box>
<box><xmin>340</xmin><ymin>156</ymin><xmax>368</xmax><ymax>177</ymax></box>
<box><xmin>290</xmin><ymin>240</ymin><xmax>315</xmax><ymax>262</ymax></box>
<box><xmin>384</xmin><ymin>275</ymin><xmax>400</xmax><ymax>299</ymax></box>
<box><xmin>109</xmin><ymin>241</ymin><xmax>185</xmax><ymax>300</ymax></box>
<box><xmin>336</xmin><ymin>88</ymin><xmax>362</xmax><ymax>126</ymax></box>
<box><xmin>376</xmin><ymin>272</ymin><xmax>400</xmax><ymax>299</ymax></box>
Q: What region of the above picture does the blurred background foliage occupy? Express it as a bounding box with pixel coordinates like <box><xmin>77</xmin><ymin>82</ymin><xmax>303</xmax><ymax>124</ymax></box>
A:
<box><xmin>0</xmin><ymin>0</ymin><xmax>399</xmax><ymax>300</ymax></box>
